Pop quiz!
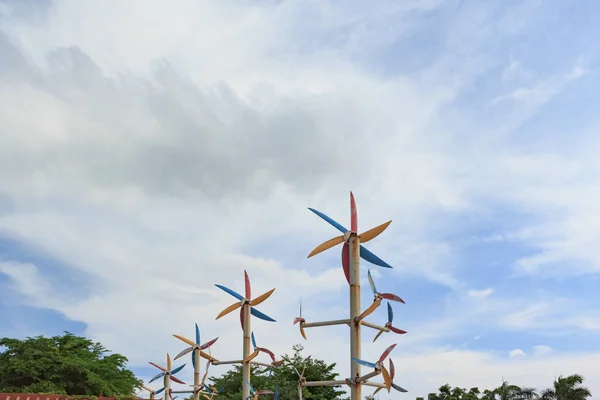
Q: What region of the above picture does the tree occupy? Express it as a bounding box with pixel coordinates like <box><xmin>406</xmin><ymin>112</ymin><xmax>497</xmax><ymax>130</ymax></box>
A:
<box><xmin>540</xmin><ymin>374</ymin><xmax>591</xmax><ymax>400</ymax></box>
<box><xmin>428</xmin><ymin>384</ymin><xmax>481</xmax><ymax>400</ymax></box>
<box><xmin>481</xmin><ymin>380</ymin><xmax>538</xmax><ymax>400</ymax></box>
<box><xmin>208</xmin><ymin>344</ymin><xmax>345</xmax><ymax>400</ymax></box>
<box><xmin>0</xmin><ymin>331</ymin><xmax>142</xmax><ymax>396</ymax></box>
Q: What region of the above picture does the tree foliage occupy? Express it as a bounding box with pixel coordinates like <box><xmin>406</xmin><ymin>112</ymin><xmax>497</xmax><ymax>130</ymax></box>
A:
<box><xmin>0</xmin><ymin>331</ymin><xmax>142</xmax><ymax>396</ymax></box>
<box><xmin>208</xmin><ymin>344</ymin><xmax>345</xmax><ymax>400</ymax></box>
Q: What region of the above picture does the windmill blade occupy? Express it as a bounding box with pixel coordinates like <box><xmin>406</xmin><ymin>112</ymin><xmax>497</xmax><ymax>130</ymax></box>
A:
<box><xmin>244</xmin><ymin>270</ymin><xmax>252</xmax><ymax>299</ymax></box>
<box><xmin>389</xmin><ymin>358</ymin><xmax>395</xmax><ymax>380</ymax></box>
<box><xmin>307</xmin><ymin>235</ymin><xmax>344</xmax><ymax>258</ymax></box>
<box><xmin>244</xmin><ymin>379</ymin><xmax>255</xmax><ymax>394</ymax></box>
<box><xmin>251</xmin><ymin>288</ymin><xmax>276</xmax><ymax>307</ymax></box>
<box><xmin>341</xmin><ymin>242</ymin><xmax>350</xmax><ymax>284</ymax></box>
<box><xmin>381</xmin><ymin>293</ymin><xmax>405</xmax><ymax>303</ymax></box>
<box><xmin>173</xmin><ymin>335</ymin><xmax>196</xmax><ymax>347</ymax></box>
<box><xmin>256</xmin><ymin>391</ymin><xmax>274</xmax><ymax>395</ymax></box>
<box><xmin>373</xmin><ymin>387</ymin><xmax>383</xmax><ymax>395</ymax></box>
<box><xmin>359</xmin><ymin>220</ymin><xmax>392</xmax><ymax>243</ymax></box>
<box><xmin>215</xmin><ymin>284</ymin><xmax>244</xmax><ymax>301</ymax></box>
<box><xmin>359</xmin><ymin>246</ymin><xmax>392</xmax><ymax>268</ymax></box>
<box><xmin>167</xmin><ymin>354</ymin><xmax>172</xmax><ymax>371</ymax></box>
<box><xmin>300</xmin><ymin>324</ymin><xmax>307</xmax><ymax>340</ymax></box>
<box><xmin>352</xmin><ymin>357</ymin><xmax>377</xmax><ymax>369</ymax></box>
<box><xmin>251</xmin><ymin>332</ymin><xmax>257</xmax><ymax>349</ymax></box>
<box><xmin>244</xmin><ymin>349</ymin><xmax>259</xmax><ymax>362</ymax></box>
<box><xmin>372</xmin><ymin>329</ymin><xmax>385</xmax><ymax>342</ymax></box>
<box><xmin>174</xmin><ymin>346</ymin><xmax>193</xmax><ymax>361</ymax></box>
<box><xmin>367</xmin><ymin>270</ymin><xmax>377</xmax><ymax>295</ymax></box>
<box><xmin>216</xmin><ymin>301</ymin><xmax>242</xmax><ymax>320</ymax></box>
<box><xmin>274</xmin><ymin>386</ymin><xmax>279</xmax><ymax>400</ymax></box>
<box><xmin>390</xmin><ymin>326</ymin><xmax>407</xmax><ymax>334</ymax></box>
<box><xmin>350</xmin><ymin>191</ymin><xmax>357</xmax><ymax>232</ymax></box>
<box><xmin>378</xmin><ymin>343</ymin><xmax>397</xmax><ymax>362</ymax></box>
<box><xmin>307</xmin><ymin>208</ymin><xmax>347</xmax><ymax>234</ymax></box>
<box><xmin>387</xmin><ymin>302</ymin><xmax>394</xmax><ymax>323</ymax></box>
<box><xmin>392</xmin><ymin>383</ymin><xmax>408</xmax><ymax>392</ymax></box>
<box><xmin>199</xmin><ymin>350</ymin><xmax>217</xmax><ymax>362</ymax></box>
<box><xmin>156</xmin><ymin>387</ymin><xmax>165</xmax><ymax>395</ymax></box>
<box><xmin>170</xmin><ymin>375</ymin><xmax>186</xmax><ymax>385</ymax></box>
<box><xmin>200</xmin><ymin>337</ymin><xmax>219</xmax><ymax>350</ymax></box>
<box><xmin>149</xmin><ymin>361</ymin><xmax>166</xmax><ymax>371</ymax></box>
<box><xmin>171</xmin><ymin>363</ymin><xmax>186</xmax><ymax>375</ymax></box>
<box><xmin>195</xmin><ymin>323</ymin><xmax>201</xmax><ymax>345</ymax></box>
<box><xmin>359</xmin><ymin>299</ymin><xmax>380</xmax><ymax>320</ymax></box>
<box><xmin>250</xmin><ymin>307</ymin><xmax>276</xmax><ymax>322</ymax></box>
<box><xmin>257</xmin><ymin>347</ymin><xmax>276</xmax><ymax>362</ymax></box>
<box><xmin>149</xmin><ymin>371</ymin><xmax>165</xmax><ymax>383</ymax></box>
<box><xmin>381</xmin><ymin>366</ymin><xmax>392</xmax><ymax>392</ymax></box>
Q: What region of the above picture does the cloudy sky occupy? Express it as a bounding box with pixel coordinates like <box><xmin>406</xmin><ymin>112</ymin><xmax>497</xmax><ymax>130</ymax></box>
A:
<box><xmin>1</xmin><ymin>0</ymin><xmax>599</xmax><ymax>398</ymax></box>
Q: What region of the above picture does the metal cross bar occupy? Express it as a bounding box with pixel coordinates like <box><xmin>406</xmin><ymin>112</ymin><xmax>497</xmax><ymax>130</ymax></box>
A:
<box><xmin>211</xmin><ymin>359</ymin><xmax>243</xmax><ymax>366</ymax></box>
<box><xmin>359</xmin><ymin>320</ymin><xmax>390</xmax><ymax>332</ymax></box>
<box><xmin>302</xmin><ymin>319</ymin><xmax>350</xmax><ymax>328</ymax></box>
<box><xmin>355</xmin><ymin>370</ymin><xmax>380</xmax><ymax>383</ymax></box>
<box><xmin>171</xmin><ymin>391</ymin><xmax>196</xmax><ymax>394</ymax></box>
<box><xmin>303</xmin><ymin>380</ymin><xmax>348</xmax><ymax>387</ymax></box>
<box><xmin>362</xmin><ymin>381</ymin><xmax>388</xmax><ymax>389</ymax></box>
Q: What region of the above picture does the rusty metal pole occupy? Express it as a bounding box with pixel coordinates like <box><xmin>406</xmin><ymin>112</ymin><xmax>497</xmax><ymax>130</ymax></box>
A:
<box><xmin>349</xmin><ymin>233</ymin><xmax>361</xmax><ymax>400</ymax></box>
<box><xmin>193</xmin><ymin>348</ymin><xmax>201</xmax><ymax>400</ymax></box>
<box><xmin>150</xmin><ymin>392</ymin><xmax>156</xmax><ymax>400</ymax></box>
<box><xmin>163</xmin><ymin>367</ymin><xmax>171</xmax><ymax>400</ymax></box>
<box><xmin>242</xmin><ymin>302</ymin><xmax>252</xmax><ymax>400</ymax></box>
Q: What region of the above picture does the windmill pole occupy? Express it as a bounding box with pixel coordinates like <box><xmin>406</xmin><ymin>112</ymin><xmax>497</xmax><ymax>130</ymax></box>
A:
<box><xmin>193</xmin><ymin>348</ymin><xmax>201</xmax><ymax>400</ymax></box>
<box><xmin>242</xmin><ymin>302</ymin><xmax>252</xmax><ymax>400</ymax></box>
<box><xmin>164</xmin><ymin>368</ymin><xmax>171</xmax><ymax>400</ymax></box>
<box><xmin>150</xmin><ymin>392</ymin><xmax>156</xmax><ymax>400</ymax></box>
<box><xmin>349</xmin><ymin>232</ymin><xmax>361</xmax><ymax>400</ymax></box>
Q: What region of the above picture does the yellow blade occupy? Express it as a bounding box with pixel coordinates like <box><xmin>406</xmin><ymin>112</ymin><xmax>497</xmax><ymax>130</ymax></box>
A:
<box><xmin>307</xmin><ymin>235</ymin><xmax>344</xmax><ymax>258</ymax></box>
<box><xmin>300</xmin><ymin>325</ymin><xmax>307</xmax><ymax>340</ymax></box>
<box><xmin>251</xmin><ymin>288</ymin><xmax>276</xmax><ymax>307</ymax></box>
<box><xmin>359</xmin><ymin>220</ymin><xmax>392</xmax><ymax>243</ymax></box>
<box><xmin>201</xmin><ymin>369</ymin><xmax>209</xmax><ymax>385</ymax></box>
<box><xmin>244</xmin><ymin>349</ymin><xmax>259</xmax><ymax>362</ymax></box>
<box><xmin>382</xmin><ymin>366</ymin><xmax>392</xmax><ymax>392</ymax></box>
<box><xmin>203</xmin><ymin>395</ymin><xmax>210</xmax><ymax>400</ymax></box>
<box><xmin>358</xmin><ymin>298</ymin><xmax>381</xmax><ymax>320</ymax></box>
<box><xmin>173</xmin><ymin>334</ymin><xmax>196</xmax><ymax>347</ymax></box>
<box><xmin>216</xmin><ymin>301</ymin><xmax>242</xmax><ymax>320</ymax></box>
<box><xmin>372</xmin><ymin>329</ymin><xmax>385</xmax><ymax>343</ymax></box>
<box><xmin>373</xmin><ymin>387</ymin><xmax>382</xmax><ymax>395</ymax></box>
<box><xmin>200</xmin><ymin>350</ymin><xmax>217</xmax><ymax>362</ymax></box>
<box><xmin>167</xmin><ymin>353</ymin><xmax>172</xmax><ymax>371</ymax></box>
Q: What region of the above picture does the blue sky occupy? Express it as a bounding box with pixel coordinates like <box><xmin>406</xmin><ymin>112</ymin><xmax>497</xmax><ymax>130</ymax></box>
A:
<box><xmin>1</xmin><ymin>0</ymin><xmax>600</xmax><ymax>398</ymax></box>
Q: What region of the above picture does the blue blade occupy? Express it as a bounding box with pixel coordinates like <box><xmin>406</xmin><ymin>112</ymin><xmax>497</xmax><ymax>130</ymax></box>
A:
<box><xmin>275</xmin><ymin>386</ymin><xmax>279</xmax><ymax>400</ymax></box>
<box><xmin>360</xmin><ymin>246</ymin><xmax>392</xmax><ymax>268</ymax></box>
<box><xmin>156</xmin><ymin>387</ymin><xmax>165</xmax><ymax>395</ymax></box>
<box><xmin>171</xmin><ymin>363</ymin><xmax>186</xmax><ymax>375</ymax></box>
<box><xmin>250</xmin><ymin>307</ymin><xmax>276</xmax><ymax>322</ymax></box>
<box><xmin>195</xmin><ymin>323</ymin><xmax>200</xmax><ymax>345</ymax></box>
<box><xmin>352</xmin><ymin>357</ymin><xmax>377</xmax><ymax>369</ymax></box>
<box><xmin>387</xmin><ymin>302</ymin><xmax>393</xmax><ymax>323</ymax></box>
<box><xmin>218</xmin><ymin>387</ymin><xmax>224</xmax><ymax>393</ymax></box>
<box><xmin>244</xmin><ymin>379</ymin><xmax>254</xmax><ymax>394</ymax></box>
<box><xmin>215</xmin><ymin>284</ymin><xmax>244</xmax><ymax>300</ymax></box>
<box><xmin>251</xmin><ymin>332</ymin><xmax>257</xmax><ymax>348</ymax></box>
<box><xmin>191</xmin><ymin>352</ymin><xmax>196</xmax><ymax>369</ymax></box>
<box><xmin>149</xmin><ymin>371</ymin><xmax>165</xmax><ymax>383</ymax></box>
<box><xmin>393</xmin><ymin>383</ymin><xmax>408</xmax><ymax>393</ymax></box>
<box><xmin>308</xmin><ymin>208</ymin><xmax>347</xmax><ymax>233</ymax></box>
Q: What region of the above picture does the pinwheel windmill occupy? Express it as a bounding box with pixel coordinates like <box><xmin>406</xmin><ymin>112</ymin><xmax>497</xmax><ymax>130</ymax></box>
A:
<box><xmin>203</xmin><ymin>386</ymin><xmax>225</xmax><ymax>400</ymax></box>
<box><xmin>295</xmin><ymin>192</ymin><xmax>409</xmax><ymax>400</ymax></box>
<box><xmin>214</xmin><ymin>270</ymin><xmax>278</xmax><ymax>400</ymax></box>
<box><xmin>148</xmin><ymin>354</ymin><xmax>186</xmax><ymax>400</ymax></box>
<box><xmin>293</xmin><ymin>300</ymin><xmax>307</xmax><ymax>340</ymax></box>
<box><xmin>173</xmin><ymin>323</ymin><xmax>219</xmax><ymax>400</ymax></box>
<box><xmin>140</xmin><ymin>386</ymin><xmax>158</xmax><ymax>400</ymax></box>
<box><xmin>371</xmin><ymin>359</ymin><xmax>408</xmax><ymax>395</ymax></box>
<box><xmin>244</xmin><ymin>380</ymin><xmax>276</xmax><ymax>400</ymax></box>
<box><xmin>373</xmin><ymin>302</ymin><xmax>407</xmax><ymax>342</ymax></box>
<box><xmin>244</xmin><ymin>332</ymin><xmax>283</xmax><ymax>365</ymax></box>
<box><xmin>352</xmin><ymin>344</ymin><xmax>397</xmax><ymax>392</ymax></box>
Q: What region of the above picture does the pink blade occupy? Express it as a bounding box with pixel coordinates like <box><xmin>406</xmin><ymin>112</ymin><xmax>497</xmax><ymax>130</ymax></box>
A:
<box><xmin>381</xmin><ymin>293</ymin><xmax>406</xmax><ymax>304</ymax></box>
<box><xmin>350</xmin><ymin>191</ymin><xmax>357</xmax><ymax>232</ymax></box>
<box><xmin>200</xmin><ymin>337</ymin><xmax>218</xmax><ymax>350</ymax></box>
<box><xmin>258</xmin><ymin>347</ymin><xmax>276</xmax><ymax>362</ymax></box>
<box><xmin>149</xmin><ymin>362</ymin><xmax>166</xmax><ymax>371</ymax></box>
<box><xmin>389</xmin><ymin>358</ymin><xmax>395</xmax><ymax>380</ymax></box>
<box><xmin>341</xmin><ymin>242</ymin><xmax>350</xmax><ymax>284</ymax></box>
<box><xmin>293</xmin><ymin>317</ymin><xmax>301</xmax><ymax>325</ymax></box>
<box><xmin>240</xmin><ymin>306</ymin><xmax>244</xmax><ymax>330</ymax></box>
<box><xmin>390</xmin><ymin>326</ymin><xmax>407</xmax><ymax>335</ymax></box>
<box><xmin>171</xmin><ymin>376</ymin><xmax>186</xmax><ymax>385</ymax></box>
<box><xmin>244</xmin><ymin>270</ymin><xmax>251</xmax><ymax>299</ymax></box>
<box><xmin>378</xmin><ymin>343</ymin><xmax>397</xmax><ymax>362</ymax></box>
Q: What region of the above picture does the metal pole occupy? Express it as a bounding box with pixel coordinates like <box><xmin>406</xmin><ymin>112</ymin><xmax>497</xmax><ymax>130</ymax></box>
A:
<box><xmin>349</xmin><ymin>233</ymin><xmax>361</xmax><ymax>400</ymax></box>
<box><xmin>163</xmin><ymin>367</ymin><xmax>171</xmax><ymax>400</ymax></box>
<box><xmin>242</xmin><ymin>302</ymin><xmax>251</xmax><ymax>400</ymax></box>
<box><xmin>302</xmin><ymin>319</ymin><xmax>350</xmax><ymax>328</ymax></box>
<box><xmin>303</xmin><ymin>380</ymin><xmax>348</xmax><ymax>387</ymax></box>
<box><xmin>362</xmin><ymin>381</ymin><xmax>388</xmax><ymax>389</ymax></box>
<box><xmin>356</xmin><ymin>370</ymin><xmax>380</xmax><ymax>383</ymax></box>
<box><xmin>193</xmin><ymin>348</ymin><xmax>201</xmax><ymax>400</ymax></box>
<box><xmin>150</xmin><ymin>392</ymin><xmax>156</xmax><ymax>400</ymax></box>
<box><xmin>360</xmin><ymin>320</ymin><xmax>390</xmax><ymax>332</ymax></box>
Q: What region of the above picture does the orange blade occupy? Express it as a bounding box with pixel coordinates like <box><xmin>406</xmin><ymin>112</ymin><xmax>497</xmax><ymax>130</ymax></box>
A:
<box><xmin>216</xmin><ymin>301</ymin><xmax>242</xmax><ymax>319</ymax></box>
<box><xmin>359</xmin><ymin>220</ymin><xmax>392</xmax><ymax>243</ymax></box>
<box><xmin>307</xmin><ymin>235</ymin><xmax>344</xmax><ymax>258</ymax></box>
<box><xmin>200</xmin><ymin>350</ymin><xmax>216</xmax><ymax>362</ymax></box>
<box><xmin>381</xmin><ymin>366</ymin><xmax>392</xmax><ymax>392</ymax></box>
<box><xmin>167</xmin><ymin>354</ymin><xmax>172</xmax><ymax>371</ymax></box>
<box><xmin>373</xmin><ymin>387</ymin><xmax>382</xmax><ymax>395</ymax></box>
<box><xmin>244</xmin><ymin>349</ymin><xmax>259</xmax><ymax>362</ymax></box>
<box><xmin>300</xmin><ymin>325</ymin><xmax>307</xmax><ymax>340</ymax></box>
<box><xmin>173</xmin><ymin>334</ymin><xmax>196</xmax><ymax>347</ymax></box>
<box><xmin>251</xmin><ymin>288</ymin><xmax>276</xmax><ymax>307</ymax></box>
<box><xmin>372</xmin><ymin>329</ymin><xmax>385</xmax><ymax>343</ymax></box>
<box><xmin>358</xmin><ymin>298</ymin><xmax>381</xmax><ymax>320</ymax></box>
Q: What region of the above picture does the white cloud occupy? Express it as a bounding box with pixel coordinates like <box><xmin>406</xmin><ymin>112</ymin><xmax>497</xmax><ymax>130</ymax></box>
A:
<box><xmin>509</xmin><ymin>349</ymin><xmax>527</xmax><ymax>358</ymax></box>
<box><xmin>468</xmin><ymin>288</ymin><xmax>494</xmax><ymax>298</ymax></box>
<box><xmin>533</xmin><ymin>345</ymin><xmax>552</xmax><ymax>356</ymax></box>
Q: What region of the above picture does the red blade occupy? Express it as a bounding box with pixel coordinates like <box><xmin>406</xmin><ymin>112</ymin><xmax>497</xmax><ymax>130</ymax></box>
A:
<box><xmin>170</xmin><ymin>375</ymin><xmax>185</xmax><ymax>385</ymax></box>
<box><xmin>350</xmin><ymin>191</ymin><xmax>357</xmax><ymax>232</ymax></box>
<box><xmin>389</xmin><ymin>358</ymin><xmax>395</xmax><ymax>380</ymax></box>
<box><xmin>390</xmin><ymin>326</ymin><xmax>407</xmax><ymax>334</ymax></box>
<box><xmin>293</xmin><ymin>317</ymin><xmax>301</xmax><ymax>325</ymax></box>
<box><xmin>378</xmin><ymin>343</ymin><xmax>397</xmax><ymax>362</ymax></box>
<box><xmin>341</xmin><ymin>242</ymin><xmax>350</xmax><ymax>284</ymax></box>
<box><xmin>149</xmin><ymin>361</ymin><xmax>166</xmax><ymax>371</ymax></box>
<box><xmin>200</xmin><ymin>337</ymin><xmax>218</xmax><ymax>350</ymax></box>
<box><xmin>240</xmin><ymin>306</ymin><xmax>244</xmax><ymax>330</ymax></box>
<box><xmin>381</xmin><ymin>293</ymin><xmax>405</xmax><ymax>303</ymax></box>
<box><xmin>244</xmin><ymin>270</ymin><xmax>251</xmax><ymax>299</ymax></box>
<box><xmin>258</xmin><ymin>347</ymin><xmax>276</xmax><ymax>362</ymax></box>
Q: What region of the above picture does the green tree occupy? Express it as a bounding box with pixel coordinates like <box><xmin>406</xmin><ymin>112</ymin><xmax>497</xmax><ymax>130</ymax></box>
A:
<box><xmin>0</xmin><ymin>331</ymin><xmax>142</xmax><ymax>396</ymax></box>
<box><xmin>208</xmin><ymin>344</ymin><xmax>344</xmax><ymax>400</ymax></box>
<box><xmin>428</xmin><ymin>384</ymin><xmax>481</xmax><ymax>400</ymax></box>
<box><xmin>482</xmin><ymin>380</ymin><xmax>538</xmax><ymax>400</ymax></box>
<box><xmin>540</xmin><ymin>374</ymin><xmax>591</xmax><ymax>400</ymax></box>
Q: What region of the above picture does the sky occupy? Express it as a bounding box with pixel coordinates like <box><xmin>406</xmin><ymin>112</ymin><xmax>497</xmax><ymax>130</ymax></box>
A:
<box><xmin>1</xmin><ymin>0</ymin><xmax>599</xmax><ymax>398</ymax></box>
